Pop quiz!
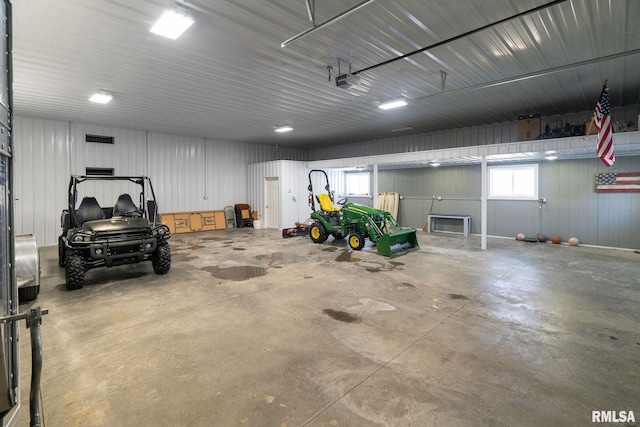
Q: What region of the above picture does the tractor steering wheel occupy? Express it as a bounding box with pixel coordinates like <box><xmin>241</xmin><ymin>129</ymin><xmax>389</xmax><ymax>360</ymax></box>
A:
<box><xmin>336</xmin><ymin>197</ymin><xmax>348</xmax><ymax>206</ymax></box>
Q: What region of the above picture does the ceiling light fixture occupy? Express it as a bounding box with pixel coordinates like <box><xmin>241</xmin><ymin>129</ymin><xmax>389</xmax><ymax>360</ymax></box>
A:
<box><xmin>545</xmin><ymin>155</ymin><xmax>558</xmax><ymax>160</ymax></box>
<box><xmin>430</xmin><ymin>162</ymin><xmax>441</xmax><ymax>167</ymax></box>
<box><xmin>89</xmin><ymin>90</ymin><xmax>113</xmax><ymax>104</ymax></box>
<box><xmin>378</xmin><ymin>99</ymin><xmax>408</xmax><ymax>110</ymax></box>
<box><xmin>150</xmin><ymin>9</ymin><xmax>194</xmax><ymax>40</ymax></box>
<box><xmin>275</xmin><ymin>125</ymin><xmax>293</xmax><ymax>133</ymax></box>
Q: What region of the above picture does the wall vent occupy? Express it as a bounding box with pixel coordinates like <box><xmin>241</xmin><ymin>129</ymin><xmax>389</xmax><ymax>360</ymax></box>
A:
<box><xmin>86</xmin><ymin>167</ymin><xmax>114</xmax><ymax>176</ymax></box>
<box><xmin>85</xmin><ymin>134</ymin><xmax>114</xmax><ymax>144</ymax></box>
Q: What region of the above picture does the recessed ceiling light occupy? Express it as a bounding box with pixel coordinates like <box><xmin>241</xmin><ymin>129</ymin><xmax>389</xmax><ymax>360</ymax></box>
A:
<box><xmin>89</xmin><ymin>90</ymin><xmax>113</xmax><ymax>104</ymax></box>
<box><xmin>150</xmin><ymin>9</ymin><xmax>194</xmax><ymax>40</ymax></box>
<box><xmin>545</xmin><ymin>155</ymin><xmax>558</xmax><ymax>160</ymax></box>
<box><xmin>430</xmin><ymin>162</ymin><xmax>441</xmax><ymax>167</ymax></box>
<box><xmin>275</xmin><ymin>125</ymin><xmax>293</xmax><ymax>133</ymax></box>
<box><xmin>545</xmin><ymin>150</ymin><xmax>555</xmax><ymax>155</ymax></box>
<box><xmin>378</xmin><ymin>99</ymin><xmax>408</xmax><ymax>110</ymax></box>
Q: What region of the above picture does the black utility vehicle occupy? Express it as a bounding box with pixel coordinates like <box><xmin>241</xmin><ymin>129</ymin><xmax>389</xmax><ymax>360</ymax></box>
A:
<box><xmin>59</xmin><ymin>175</ymin><xmax>171</xmax><ymax>290</ymax></box>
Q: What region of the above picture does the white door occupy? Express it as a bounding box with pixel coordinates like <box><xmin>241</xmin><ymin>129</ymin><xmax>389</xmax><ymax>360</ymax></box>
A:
<box><xmin>264</xmin><ymin>177</ymin><xmax>279</xmax><ymax>229</ymax></box>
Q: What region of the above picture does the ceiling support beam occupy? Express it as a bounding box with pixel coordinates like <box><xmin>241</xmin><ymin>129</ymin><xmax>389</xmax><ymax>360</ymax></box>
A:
<box><xmin>352</xmin><ymin>0</ymin><xmax>569</xmax><ymax>76</ymax></box>
<box><xmin>281</xmin><ymin>0</ymin><xmax>376</xmax><ymax>48</ymax></box>
<box><xmin>413</xmin><ymin>48</ymin><xmax>640</xmax><ymax>102</ymax></box>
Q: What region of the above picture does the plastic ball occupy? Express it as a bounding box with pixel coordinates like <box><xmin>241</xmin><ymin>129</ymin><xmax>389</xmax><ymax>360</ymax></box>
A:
<box><xmin>516</xmin><ymin>233</ymin><xmax>525</xmax><ymax>241</ymax></box>
<box><xmin>568</xmin><ymin>237</ymin><xmax>580</xmax><ymax>246</ymax></box>
<box><xmin>550</xmin><ymin>235</ymin><xmax>561</xmax><ymax>244</ymax></box>
<box><xmin>537</xmin><ymin>234</ymin><xmax>548</xmax><ymax>243</ymax></box>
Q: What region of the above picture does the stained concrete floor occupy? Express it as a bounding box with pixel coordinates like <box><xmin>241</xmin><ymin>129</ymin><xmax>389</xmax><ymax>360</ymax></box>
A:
<box><xmin>16</xmin><ymin>229</ymin><xmax>640</xmax><ymax>427</ymax></box>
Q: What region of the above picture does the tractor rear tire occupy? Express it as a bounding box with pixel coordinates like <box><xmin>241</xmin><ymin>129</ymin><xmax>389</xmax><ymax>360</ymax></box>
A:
<box><xmin>65</xmin><ymin>250</ymin><xmax>85</xmax><ymax>290</ymax></box>
<box><xmin>310</xmin><ymin>221</ymin><xmax>328</xmax><ymax>243</ymax></box>
<box><xmin>348</xmin><ymin>230</ymin><xmax>366</xmax><ymax>251</ymax></box>
<box><xmin>152</xmin><ymin>241</ymin><xmax>171</xmax><ymax>274</ymax></box>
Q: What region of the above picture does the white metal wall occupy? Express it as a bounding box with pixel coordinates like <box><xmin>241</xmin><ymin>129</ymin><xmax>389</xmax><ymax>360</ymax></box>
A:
<box><xmin>13</xmin><ymin>116</ymin><xmax>70</xmax><ymax>247</ymax></box>
<box><xmin>14</xmin><ymin>115</ymin><xmax>306</xmax><ymax>246</ymax></box>
<box><xmin>248</xmin><ymin>160</ymin><xmax>311</xmax><ymax>230</ymax></box>
<box><xmin>310</xmin><ymin>106</ymin><xmax>640</xmax><ymax>161</ymax></box>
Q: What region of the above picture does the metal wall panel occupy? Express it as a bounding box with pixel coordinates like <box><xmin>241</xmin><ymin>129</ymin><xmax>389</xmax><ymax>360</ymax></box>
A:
<box><xmin>70</xmin><ymin>122</ymin><xmax>149</xmax><ymax>209</ymax></box>
<box><xmin>309</xmin><ymin>106</ymin><xmax>638</xmax><ymax>161</ymax></box>
<box><xmin>15</xmin><ymin>115</ymin><xmax>306</xmax><ymax>245</ymax></box>
<box><xmin>248</xmin><ymin>160</ymin><xmax>310</xmax><ymax>229</ymax></box>
<box><xmin>377</xmin><ymin>156</ymin><xmax>640</xmax><ymax>249</ymax></box>
<box><xmin>146</xmin><ymin>132</ymin><xmax>206</xmax><ymax>214</ymax></box>
<box><xmin>13</xmin><ymin>116</ymin><xmax>70</xmax><ymax>246</ymax></box>
<box><xmin>248</xmin><ymin>161</ymin><xmax>281</xmax><ymax>228</ymax></box>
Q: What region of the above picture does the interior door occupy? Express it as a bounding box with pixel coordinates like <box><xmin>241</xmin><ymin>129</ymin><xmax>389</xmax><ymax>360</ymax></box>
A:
<box><xmin>264</xmin><ymin>177</ymin><xmax>279</xmax><ymax>229</ymax></box>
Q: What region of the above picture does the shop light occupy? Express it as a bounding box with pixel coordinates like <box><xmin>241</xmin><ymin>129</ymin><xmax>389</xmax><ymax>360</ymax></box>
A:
<box><xmin>275</xmin><ymin>125</ymin><xmax>293</xmax><ymax>133</ymax></box>
<box><xmin>150</xmin><ymin>9</ymin><xmax>194</xmax><ymax>40</ymax></box>
<box><xmin>378</xmin><ymin>99</ymin><xmax>408</xmax><ymax>110</ymax></box>
<box><xmin>89</xmin><ymin>90</ymin><xmax>113</xmax><ymax>104</ymax></box>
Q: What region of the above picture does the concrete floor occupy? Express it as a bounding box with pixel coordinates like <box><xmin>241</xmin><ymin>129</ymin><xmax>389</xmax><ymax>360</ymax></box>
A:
<box><xmin>16</xmin><ymin>229</ymin><xmax>640</xmax><ymax>427</ymax></box>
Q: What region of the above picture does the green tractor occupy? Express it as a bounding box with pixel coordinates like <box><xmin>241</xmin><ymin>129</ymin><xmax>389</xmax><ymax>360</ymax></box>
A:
<box><xmin>307</xmin><ymin>170</ymin><xmax>419</xmax><ymax>257</ymax></box>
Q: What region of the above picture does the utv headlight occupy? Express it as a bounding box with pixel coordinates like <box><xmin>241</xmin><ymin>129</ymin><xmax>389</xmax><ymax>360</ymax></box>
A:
<box><xmin>73</xmin><ymin>235</ymin><xmax>84</xmax><ymax>242</ymax></box>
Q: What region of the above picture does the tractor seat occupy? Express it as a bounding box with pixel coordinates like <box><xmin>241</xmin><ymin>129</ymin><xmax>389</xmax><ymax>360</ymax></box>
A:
<box><xmin>113</xmin><ymin>194</ymin><xmax>138</xmax><ymax>217</ymax></box>
<box><xmin>318</xmin><ymin>194</ymin><xmax>340</xmax><ymax>212</ymax></box>
<box><xmin>75</xmin><ymin>197</ymin><xmax>105</xmax><ymax>226</ymax></box>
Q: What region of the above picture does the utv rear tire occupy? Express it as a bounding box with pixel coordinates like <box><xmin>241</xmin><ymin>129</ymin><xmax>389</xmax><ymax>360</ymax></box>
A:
<box><xmin>348</xmin><ymin>230</ymin><xmax>366</xmax><ymax>251</ymax></box>
<box><xmin>58</xmin><ymin>235</ymin><xmax>66</xmax><ymax>267</ymax></box>
<box><xmin>310</xmin><ymin>221</ymin><xmax>328</xmax><ymax>244</ymax></box>
<box><xmin>152</xmin><ymin>241</ymin><xmax>171</xmax><ymax>274</ymax></box>
<box><xmin>18</xmin><ymin>285</ymin><xmax>40</xmax><ymax>302</ymax></box>
<box><xmin>65</xmin><ymin>250</ymin><xmax>85</xmax><ymax>290</ymax></box>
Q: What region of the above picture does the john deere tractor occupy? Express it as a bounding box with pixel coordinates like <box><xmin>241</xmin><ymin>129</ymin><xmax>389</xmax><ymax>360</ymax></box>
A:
<box><xmin>307</xmin><ymin>170</ymin><xmax>418</xmax><ymax>257</ymax></box>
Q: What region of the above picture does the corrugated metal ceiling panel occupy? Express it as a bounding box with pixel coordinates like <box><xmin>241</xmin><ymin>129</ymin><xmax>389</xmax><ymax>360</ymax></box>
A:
<box><xmin>12</xmin><ymin>0</ymin><xmax>640</xmax><ymax>149</ymax></box>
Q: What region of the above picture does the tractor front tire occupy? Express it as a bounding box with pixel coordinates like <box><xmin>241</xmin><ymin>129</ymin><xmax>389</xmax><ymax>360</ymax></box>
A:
<box><xmin>65</xmin><ymin>250</ymin><xmax>86</xmax><ymax>290</ymax></box>
<box><xmin>310</xmin><ymin>221</ymin><xmax>328</xmax><ymax>243</ymax></box>
<box><xmin>348</xmin><ymin>230</ymin><xmax>366</xmax><ymax>251</ymax></box>
<box><xmin>152</xmin><ymin>241</ymin><xmax>171</xmax><ymax>274</ymax></box>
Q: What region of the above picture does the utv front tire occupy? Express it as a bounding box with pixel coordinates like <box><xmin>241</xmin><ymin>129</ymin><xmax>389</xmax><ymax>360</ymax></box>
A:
<box><xmin>58</xmin><ymin>235</ymin><xmax>66</xmax><ymax>267</ymax></box>
<box><xmin>152</xmin><ymin>241</ymin><xmax>171</xmax><ymax>274</ymax></box>
<box><xmin>310</xmin><ymin>221</ymin><xmax>328</xmax><ymax>243</ymax></box>
<box><xmin>65</xmin><ymin>250</ymin><xmax>86</xmax><ymax>290</ymax></box>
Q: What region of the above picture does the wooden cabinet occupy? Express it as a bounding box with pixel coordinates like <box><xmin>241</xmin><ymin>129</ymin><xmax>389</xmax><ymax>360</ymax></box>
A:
<box><xmin>159</xmin><ymin>210</ymin><xmax>227</xmax><ymax>234</ymax></box>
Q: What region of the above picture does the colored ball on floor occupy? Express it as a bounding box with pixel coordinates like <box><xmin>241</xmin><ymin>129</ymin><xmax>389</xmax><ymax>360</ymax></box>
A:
<box><xmin>551</xmin><ymin>235</ymin><xmax>561</xmax><ymax>244</ymax></box>
<box><xmin>516</xmin><ymin>233</ymin><xmax>525</xmax><ymax>241</ymax></box>
<box><xmin>568</xmin><ymin>237</ymin><xmax>580</xmax><ymax>246</ymax></box>
<box><xmin>537</xmin><ymin>234</ymin><xmax>548</xmax><ymax>242</ymax></box>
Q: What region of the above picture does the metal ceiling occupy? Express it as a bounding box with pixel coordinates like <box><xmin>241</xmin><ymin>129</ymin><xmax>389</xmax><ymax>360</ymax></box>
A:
<box><xmin>12</xmin><ymin>0</ymin><xmax>640</xmax><ymax>149</ymax></box>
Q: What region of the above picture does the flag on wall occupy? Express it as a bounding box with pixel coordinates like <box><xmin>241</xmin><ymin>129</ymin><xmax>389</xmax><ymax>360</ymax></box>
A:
<box><xmin>593</xmin><ymin>82</ymin><xmax>615</xmax><ymax>167</ymax></box>
<box><xmin>595</xmin><ymin>172</ymin><xmax>640</xmax><ymax>193</ymax></box>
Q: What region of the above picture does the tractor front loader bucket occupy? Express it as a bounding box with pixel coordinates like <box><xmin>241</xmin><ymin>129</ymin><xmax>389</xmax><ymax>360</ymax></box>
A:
<box><xmin>376</xmin><ymin>228</ymin><xmax>419</xmax><ymax>257</ymax></box>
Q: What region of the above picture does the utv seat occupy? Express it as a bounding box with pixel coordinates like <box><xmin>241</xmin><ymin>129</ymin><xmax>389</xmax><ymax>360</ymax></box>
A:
<box><xmin>113</xmin><ymin>194</ymin><xmax>138</xmax><ymax>217</ymax></box>
<box><xmin>75</xmin><ymin>197</ymin><xmax>105</xmax><ymax>226</ymax></box>
<box><xmin>318</xmin><ymin>193</ymin><xmax>340</xmax><ymax>212</ymax></box>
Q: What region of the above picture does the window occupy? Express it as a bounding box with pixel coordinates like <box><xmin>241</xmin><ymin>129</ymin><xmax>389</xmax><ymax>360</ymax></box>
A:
<box><xmin>345</xmin><ymin>172</ymin><xmax>370</xmax><ymax>197</ymax></box>
<box><xmin>489</xmin><ymin>164</ymin><xmax>538</xmax><ymax>200</ymax></box>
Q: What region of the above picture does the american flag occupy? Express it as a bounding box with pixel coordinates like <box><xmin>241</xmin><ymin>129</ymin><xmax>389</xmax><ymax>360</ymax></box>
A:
<box><xmin>593</xmin><ymin>83</ymin><xmax>615</xmax><ymax>167</ymax></box>
<box><xmin>595</xmin><ymin>173</ymin><xmax>640</xmax><ymax>193</ymax></box>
